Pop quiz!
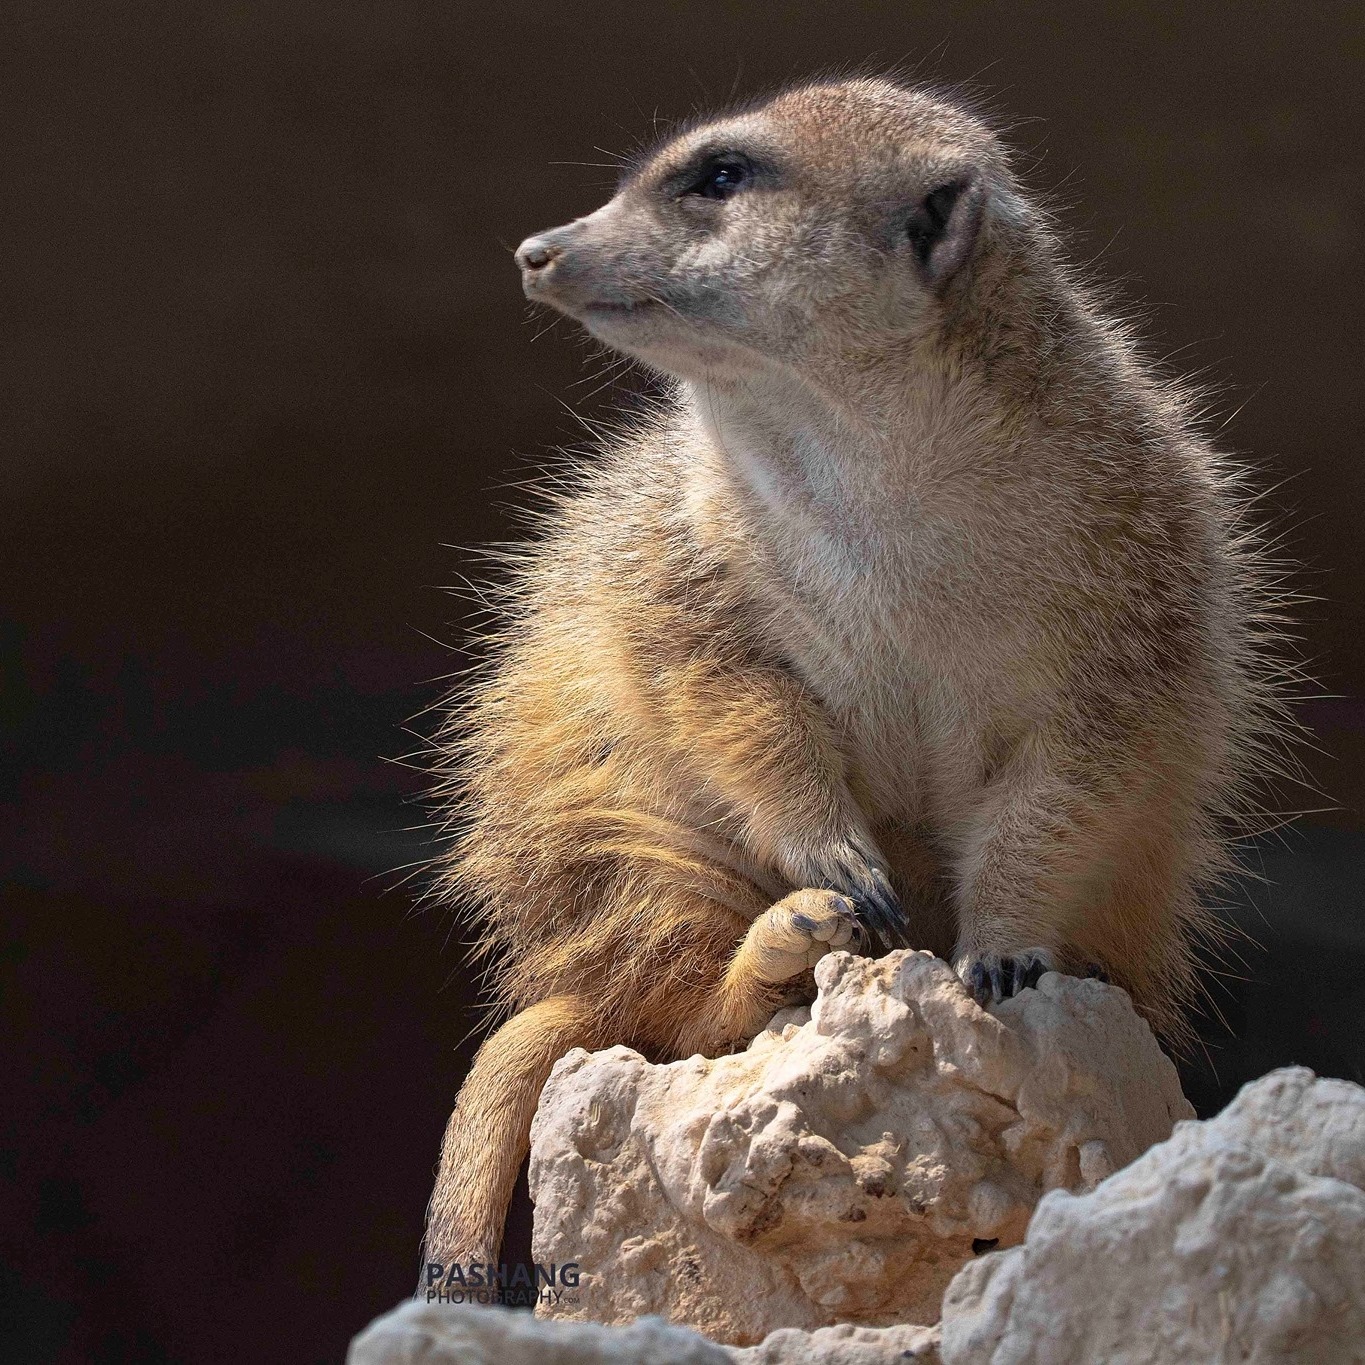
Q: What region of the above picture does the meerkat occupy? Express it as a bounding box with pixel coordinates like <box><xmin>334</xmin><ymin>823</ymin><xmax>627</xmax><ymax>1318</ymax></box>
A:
<box><xmin>420</xmin><ymin>76</ymin><xmax>1295</xmax><ymax>1272</ymax></box>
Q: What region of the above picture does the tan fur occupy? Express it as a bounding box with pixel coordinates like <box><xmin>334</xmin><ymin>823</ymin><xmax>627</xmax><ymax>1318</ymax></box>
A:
<box><xmin>420</xmin><ymin>77</ymin><xmax>1299</xmax><ymax>1270</ymax></box>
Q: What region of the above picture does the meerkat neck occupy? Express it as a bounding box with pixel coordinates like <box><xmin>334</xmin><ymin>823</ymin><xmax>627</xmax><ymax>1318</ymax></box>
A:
<box><xmin>682</xmin><ymin>341</ymin><xmax>1002</xmax><ymax>548</ymax></box>
<box><xmin>689</xmin><ymin>371</ymin><xmax>881</xmax><ymax>508</ymax></box>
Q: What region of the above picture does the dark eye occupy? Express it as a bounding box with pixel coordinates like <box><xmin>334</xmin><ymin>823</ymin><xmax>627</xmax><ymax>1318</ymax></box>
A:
<box><xmin>688</xmin><ymin>160</ymin><xmax>748</xmax><ymax>201</ymax></box>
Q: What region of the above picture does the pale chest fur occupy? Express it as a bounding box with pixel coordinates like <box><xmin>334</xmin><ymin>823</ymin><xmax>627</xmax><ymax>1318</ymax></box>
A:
<box><xmin>754</xmin><ymin>535</ymin><xmax>1029</xmax><ymax>831</ymax></box>
<box><xmin>686</xmin><ymin>410</ymin><xmax>1061</xmax><ymax>830</ymax></box>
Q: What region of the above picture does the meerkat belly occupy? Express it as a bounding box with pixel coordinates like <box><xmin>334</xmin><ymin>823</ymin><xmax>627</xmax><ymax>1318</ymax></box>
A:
<box><xmin>843</xmin><ymin>659</ymin><xmax>997</xmax><ymax>833</ymax></box>
<box><xmin>772</xmin><ymin>588</ymin><xmax>1015</xmax><ymax>832</ymax></box>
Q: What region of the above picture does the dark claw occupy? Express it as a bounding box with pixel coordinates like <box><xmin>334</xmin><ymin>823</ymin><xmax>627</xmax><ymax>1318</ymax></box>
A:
<box><xmin>989</xmin><ymin>961</ymin><xmax>1008</xmax><ymax>1000</ymax></box>
<box><xmin>966</xmin><ymin>953</ymin><xmax>1050</xmax><ymax>1006</ymax></box>
<box><xmin>967</xmin><ymin>961</ymin><xmax>990</xmax><ymax>1006</ymax></box>
<box><xmin>844</xmin><ymin>866</ymin><xmax>907</xmax><ymax>954</ymax></box>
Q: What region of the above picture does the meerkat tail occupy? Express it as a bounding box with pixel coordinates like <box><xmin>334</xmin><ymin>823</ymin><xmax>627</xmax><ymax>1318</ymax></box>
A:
<box><xmin>419</xmin><ymin>994</ymin><xmax>595</xmax><ymax>1285</ymax></box>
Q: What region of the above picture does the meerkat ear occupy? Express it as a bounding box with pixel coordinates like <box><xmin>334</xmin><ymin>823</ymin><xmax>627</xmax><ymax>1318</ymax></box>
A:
<box><xmin>905</xmin><ymin>171</ymin><xmax>987</xmax><ymax>287</ymax></box>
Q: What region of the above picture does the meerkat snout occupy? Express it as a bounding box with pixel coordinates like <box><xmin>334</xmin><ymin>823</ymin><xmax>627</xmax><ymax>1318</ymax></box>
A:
<box><xmin>515</xmin><ymin>235</ymin><xmax>560</xmax><ymax>273</ymax></box>
<box><xmin>514</xmin><ymin>215</ymin><xmax>619</xmax><ymax>312</ymax></box>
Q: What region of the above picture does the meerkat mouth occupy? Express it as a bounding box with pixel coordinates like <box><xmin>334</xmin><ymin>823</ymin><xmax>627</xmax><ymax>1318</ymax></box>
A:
<box><xmin>581</xmin><ymin>298</ymin><xmax>663</xmax><ymax>316</ymax></box>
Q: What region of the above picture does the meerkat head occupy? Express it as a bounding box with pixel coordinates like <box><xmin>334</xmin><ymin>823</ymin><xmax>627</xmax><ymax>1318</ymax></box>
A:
<box><xmin>514</xmin><ymin>77</ymin><xmax>1029</xmax><ymax>383</ymax></box>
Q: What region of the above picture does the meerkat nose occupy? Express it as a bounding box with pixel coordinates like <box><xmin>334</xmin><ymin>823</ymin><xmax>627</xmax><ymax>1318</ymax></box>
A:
<box><xmin>515</xmin><ymin>235</ymin><xmax>561</xmax><ymax>273</ymax></box>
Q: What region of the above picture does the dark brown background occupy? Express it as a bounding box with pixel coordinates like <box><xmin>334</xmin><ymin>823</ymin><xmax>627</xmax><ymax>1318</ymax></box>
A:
<box><xmin>3</xmin><ymin>3</ymin><xmax>1363</xmax><ymax>1361</ymax></box>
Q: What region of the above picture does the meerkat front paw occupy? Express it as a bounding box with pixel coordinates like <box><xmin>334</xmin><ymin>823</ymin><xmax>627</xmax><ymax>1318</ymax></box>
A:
<box><xmin>741</xmin><ymin>888</ymin><xmax>864</xmax><ymax>984</ymax></box>
<box><xmin>775</xmin><ymin>831</ymin><xmax>908</xmax><ymax>953</ymax></box>
<box><xmin>954</xmin><ymin>947</ymin><xmax>1057</xmax><ymax>1007</ymax></box>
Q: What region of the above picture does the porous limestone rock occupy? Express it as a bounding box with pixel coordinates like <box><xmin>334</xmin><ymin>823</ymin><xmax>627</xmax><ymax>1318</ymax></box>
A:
<box><xmin>1208</xmin><ymin>1064</ymin><xmax>1365</xmax><ymax>1190</ymax></box>
<box><xmin>730</xmin><ymin>1321</ymin><xmax>941</xmax><ymax>1363</ymax></box>
<box><xmin>940</xmin><ymin>1067</ymin><xmax>1365</xmax><ymax>1364</ymax></box>
<box><xmin>347</xmin><ymin>1301</ymin><xmax>941</xmax><ymax>1364</ymax></box>
<box><xmin>528</xmin><ymin>948</ymin><xmax>1191</xmax><ymax>1344</ymax></box>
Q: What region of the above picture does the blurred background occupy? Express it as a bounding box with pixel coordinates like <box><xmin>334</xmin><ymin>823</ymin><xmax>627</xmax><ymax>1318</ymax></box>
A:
<box><xmin>2</xmin><ymin>2</ymin><xmax>1362</xmax><ymax>1360</ymax></box>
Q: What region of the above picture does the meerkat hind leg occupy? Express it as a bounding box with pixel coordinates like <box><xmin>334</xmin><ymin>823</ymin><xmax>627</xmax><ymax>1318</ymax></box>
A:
<box><xmin>671</xmin><ymin>888</ymin><xmax>863</xmax><ymax>1057</ymax></box>
<box><xmin>736</xmin><ymin>887</ymin><xmax>864</xmax><ymax>983</ymax></box>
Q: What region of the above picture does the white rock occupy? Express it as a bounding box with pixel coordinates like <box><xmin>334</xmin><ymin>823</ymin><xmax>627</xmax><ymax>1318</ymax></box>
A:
<box><xmin>347</xmin><ymin>1301</ymin><xmax>941</xmax><ymax>1364</ymax></box>
<box><xmin>529</xmin><ymin>949</ymin><xmax>1190</xmax><ymax>1344</ymax></box>
<box><xmin>730</xmin><ymin>1321</ymin><xmax>941</xmax><ymax>1363</ymax></box>
<box><xmin>347</xmin><ymin>1300</ymin><xmax>730</xmax><ymax>1364</ymax></box>
<box><xmin>940</xmin><ymin>1067</ymin><xmax>1365</xmax><ymax>1364</ymax></box>
<box><xmin>1208</xmin><ymin>1064</ymin><xmax>1365</xmax><ymax>1191</ymax></box>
